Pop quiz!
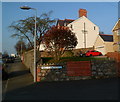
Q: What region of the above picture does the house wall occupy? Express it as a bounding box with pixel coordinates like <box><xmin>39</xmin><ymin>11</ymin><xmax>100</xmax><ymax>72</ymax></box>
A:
<box><xmin>39</xmin><ymin>44</ymin><xmax>45</xmax><ymax>51</ymax></box>
<box><xmin>112</xmin><ymin>19</ymin><xmax>120</xmax><ymax>52</ymax></box>
<box><xmin>104</xmin><ymin>42</ymin><xmax>114</xmax><ymax>54</ymax></box>
<box><xmin>67</xmin><ymin>16</ymin><xmax>99</xmax><ymax>49</ymax></box>
<box><xmin>94</xmin><ymin>35</ymin><xmax>105</xmax><ymax>55</ymax></box>
<box><xmin>94</xmin><ymin>35</ymin><xmax>114</xmax><ymax>55</ymax></box>
<box><xmin>113</xmin><ymin>30</ymin><xmax>120</xmax><ymax>52</ymax></box>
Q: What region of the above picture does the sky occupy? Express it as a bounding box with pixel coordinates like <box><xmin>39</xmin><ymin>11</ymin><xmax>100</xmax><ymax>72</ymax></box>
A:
<box><xmin>1</xmin><ymin>1</ymin><xmax>119</xmax><ymax>55</ymax></box>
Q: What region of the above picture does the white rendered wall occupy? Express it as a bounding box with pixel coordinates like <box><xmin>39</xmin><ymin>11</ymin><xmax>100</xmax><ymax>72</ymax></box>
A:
<box><xmin>67</xmin><ymin>16</ymin><xmax>99</xmax><ymax>49</ymax></box>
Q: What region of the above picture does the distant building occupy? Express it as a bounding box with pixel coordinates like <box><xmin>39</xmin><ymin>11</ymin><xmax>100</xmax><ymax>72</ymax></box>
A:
<box><xmin>10</xmin><ymin>54</ymin><xmax>16</xmax><ymax>57</ymax></box>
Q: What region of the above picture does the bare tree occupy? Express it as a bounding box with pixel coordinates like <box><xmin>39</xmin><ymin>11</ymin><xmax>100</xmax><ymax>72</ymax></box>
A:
<box><xmin>9</xmin><ymin>11</ymin><xmax>56</xmax><ymax>50</ymax></box>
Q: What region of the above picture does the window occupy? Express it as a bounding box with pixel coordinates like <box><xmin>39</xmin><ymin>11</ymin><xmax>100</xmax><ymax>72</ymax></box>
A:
<box><xmin>64</xmin><ymin>22</ymin><xmax>67</xmax><ymax>26</ymax></box>
<box><xmin>94</xmin><ymin>26</ymin><xmax>96</xmax><ymax>30</ymax></box>
<box><xmin>118</xmin><ymin>29</ymin><xmax>120</xmax><ymax>35</ymax></box>
<box><xmin>71</xmin><ymin>24</ymin><xmax>73</xmax><ymax>29</ymax></box>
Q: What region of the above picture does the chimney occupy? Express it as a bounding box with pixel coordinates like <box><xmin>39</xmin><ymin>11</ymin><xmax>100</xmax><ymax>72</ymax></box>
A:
<box><xmin>79</xmin><ymin>9</ymin><xmax>87</xmax><ymax>17</ymax></box>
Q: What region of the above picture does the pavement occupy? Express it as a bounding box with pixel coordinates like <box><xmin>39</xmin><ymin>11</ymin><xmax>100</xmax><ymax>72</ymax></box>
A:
<box><xmin>2</xmin><ymin>58</ymin><xmax>120</xmax><ymax>101</ymax></box>
<box><xmin>2</xmin><ymin>59</ymin><xmax>34</xmax><ymax>101</ymax></box>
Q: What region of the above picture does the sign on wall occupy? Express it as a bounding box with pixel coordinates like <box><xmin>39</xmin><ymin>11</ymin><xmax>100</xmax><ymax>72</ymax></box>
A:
<box><xmin>41</xmin><ymin>66</ymin><xmax>62</xmax><ymax>69</ymax></box>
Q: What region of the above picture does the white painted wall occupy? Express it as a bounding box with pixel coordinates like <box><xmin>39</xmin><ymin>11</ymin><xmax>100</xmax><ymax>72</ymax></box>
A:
<box><xmin>94</xmin><ymin>35</ymin><xmax>114</xmax><ymax>55</ymax></box>
<box><xmin>67</xmin><ymin>16</ymin><xmax>99</xmax><ymax>49</ymax></box>
<box><xmin>94</xmin><ymin>35</ymin><xmax>105</xmax><ymax>55</ymax></box>
<box><xmin>39</xmin><ymin>44</ymin><xmax>45</xmax><ymax>51</ymax></box>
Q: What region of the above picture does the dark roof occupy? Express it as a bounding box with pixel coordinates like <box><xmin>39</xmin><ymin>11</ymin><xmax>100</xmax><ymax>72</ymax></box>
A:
<box><xmin>99</xmin><ymin>34</ymin><xmax>113</xmax><ymax>42</ymax></box>
<box><xmin>64</xmin><ymin>19</ymin><xmax>74</xmax><ymax>25</ymax></box>
<box><xmin>56</xmin><ymin>19</ymin><xmax>74</xmax><ymax>26</ymax></box>
<box><xmin>57</xmin><ymin>20</ymin><xmax>64</xmax><ymax>26</ymax></box>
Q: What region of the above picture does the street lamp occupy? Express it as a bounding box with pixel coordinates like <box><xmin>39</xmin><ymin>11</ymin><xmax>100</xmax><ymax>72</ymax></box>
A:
<box><xmin>20</xmin><ymin>6</ymin><xmax>37</xmax><ymax>82</ymax></box>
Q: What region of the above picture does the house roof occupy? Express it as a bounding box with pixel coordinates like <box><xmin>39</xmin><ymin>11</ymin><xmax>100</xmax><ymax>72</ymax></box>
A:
<box><xmin>99</xmin><ymin>34</ymin><xmax>113</xmax><ymax>42</ymax></box>
<box><xmin>56</xmin><ymin>19</ymin><xmax>74</xmax><ymax>26</ymax></box>
<box><xmin>112</xmin><ymin>19</ymin><xmax>120</xmax><ymax>31</ymax></box>
<box><xmin>67</xmin><ymin>16</ymin><xmax>99</xmax><ymax>29</ymax></box>
<box><xmin>56</xmin><ymin>20</ymin><xmax>64</xmax><ymax>26</ymax></box>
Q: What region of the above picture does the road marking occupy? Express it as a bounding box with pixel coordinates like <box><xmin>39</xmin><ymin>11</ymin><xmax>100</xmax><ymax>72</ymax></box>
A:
<box><xmin>2</xmin><ymin>78</ymin><xmax>9</xmax><ymax>100</ymax></box>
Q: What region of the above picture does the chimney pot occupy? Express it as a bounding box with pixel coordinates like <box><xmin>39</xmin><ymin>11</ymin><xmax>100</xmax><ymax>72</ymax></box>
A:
<box><xmin>79</xmin><ymin>9</ymin><xmax>87</xmax><ymax>17</ymax></box>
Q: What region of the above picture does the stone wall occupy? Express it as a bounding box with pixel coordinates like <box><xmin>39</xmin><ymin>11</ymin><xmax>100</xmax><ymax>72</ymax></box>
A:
<box><xmin>37</xmin><ymin>59</ymin><xmax>117</xmax><ymax>82</ymax></box>
<box><xmin>37</xmin><ymin>64</ymin><xmax>68</xmax><ymax>82</ymax></box>
<box><xmin>37</xmin><ymin>65</ymin><xmax>91</xmax><ymax>82</ymax></box>
<box><xmin>91</xmin><ymin>59</ymin><xmax>117</xmax><ymax>78</ymax></box>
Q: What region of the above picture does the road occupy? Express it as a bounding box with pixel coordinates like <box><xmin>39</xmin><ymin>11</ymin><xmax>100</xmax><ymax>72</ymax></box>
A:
<box><xmin>2</xmin><ymin>59</ymin><xmax>120</xmax><ymax>101</ymax></box>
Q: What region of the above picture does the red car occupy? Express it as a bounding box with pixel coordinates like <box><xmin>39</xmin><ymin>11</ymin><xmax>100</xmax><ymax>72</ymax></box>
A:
<box><xmin>85</xmin><ymin>50</ymin><xmax>102</xmax><ymax>56</ymax></box>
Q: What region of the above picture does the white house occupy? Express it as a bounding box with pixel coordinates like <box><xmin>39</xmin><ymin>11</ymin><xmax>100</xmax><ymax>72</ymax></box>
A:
<box><xmin>57</xmin><ymin>9</ymin><xmax>99</xmax><ymax>50</ymax></box>
<box><xmin>40</xmin><ymin>9</ymin><xmax>101</xmax><ymax>53</ymax></box>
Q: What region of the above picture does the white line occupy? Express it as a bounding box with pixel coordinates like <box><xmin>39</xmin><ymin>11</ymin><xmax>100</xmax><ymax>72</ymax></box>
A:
<box><xmin>2</xmin><ymin>78</ymin><xmax>9</xmax><ymax>100</ymax></box>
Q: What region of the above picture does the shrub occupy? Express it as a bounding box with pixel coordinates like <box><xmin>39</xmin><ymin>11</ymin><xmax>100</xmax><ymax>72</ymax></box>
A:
<box><xmin>62</xmin><ymin>50</ymin><xmax>74</xmax><ymax>57</ymax></box>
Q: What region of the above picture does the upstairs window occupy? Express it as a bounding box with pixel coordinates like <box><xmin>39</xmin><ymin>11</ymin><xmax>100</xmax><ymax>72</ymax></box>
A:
<box><xmin>94</xmin><ymin>26</ymin><xmax>96</xmax><ymax>30</ymax></box>
<box><xmin>70</xmin><ymin>24</ymin><xmax>73</xmax><ymax>30</ymax></box>
<box><xmin>64</xmin><ymin>22</ymin><xmax>67</xmax><ymax>26</ymax></box>
<box><xmin>118</xmin><ymin>29</ymin><xmax>120</xmax><ymax>35</ymax></box>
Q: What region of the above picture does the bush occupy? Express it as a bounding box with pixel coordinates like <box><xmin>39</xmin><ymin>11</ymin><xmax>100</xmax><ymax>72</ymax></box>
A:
<box><xmin>62</xmin><ymin>50</ymin><xmax>74</xmax><ymax>57</ymax></box>
<box><xmin>42</xmin><ymin>57</ymin><xmax>52</xmax><ymax>63</ymax></box>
